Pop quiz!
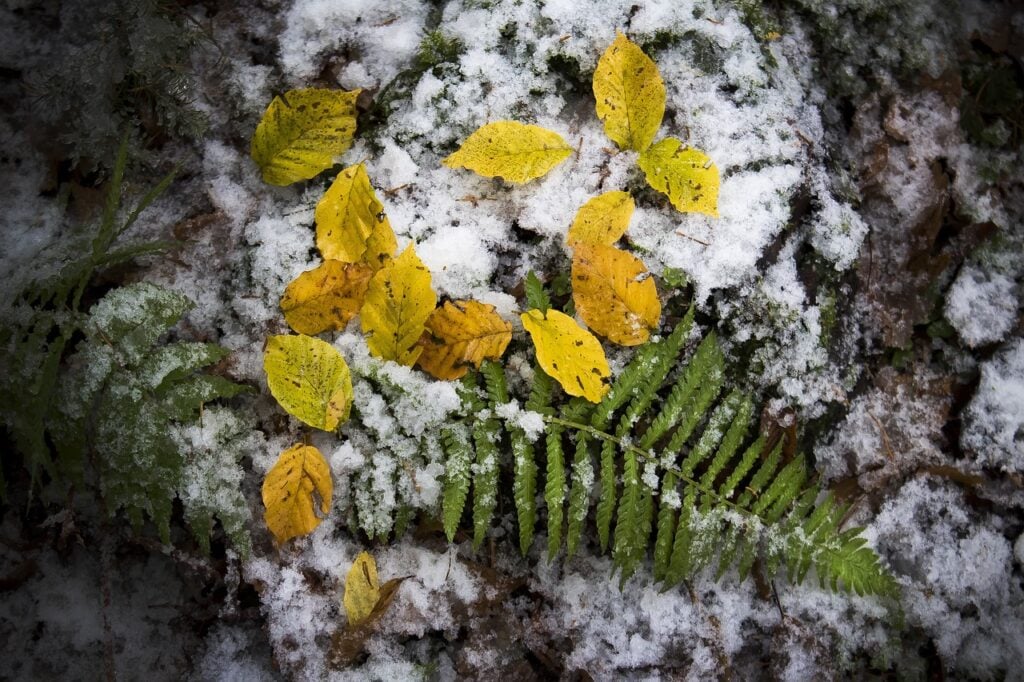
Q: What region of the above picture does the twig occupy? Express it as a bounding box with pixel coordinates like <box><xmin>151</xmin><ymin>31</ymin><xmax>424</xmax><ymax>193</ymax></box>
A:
<box><xmin>866</xmin><ymin>409</ymin><xmax>896</xmax><ymax>462</ymax></box>
<box><xmin>675</xmin><ymin>229</ymin><xmax>711</xmax><ymax>246</ymax></box>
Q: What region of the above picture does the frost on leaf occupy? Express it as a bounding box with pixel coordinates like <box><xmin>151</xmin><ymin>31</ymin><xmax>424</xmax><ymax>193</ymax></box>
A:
<box><xmin>593</xmin><ymin>32</ymin><xmax>666</xmax><ymax>152</ymax></box>
<box><xmin>571</xmin><ymin>242</ymin><xmax>661</xmax><ymax>346</ymax></box>
<box><xmin>443</xmin><ymin>121</ymin><xmax>572</xmax><ymax>184</ymax></box>
<box><xmin>521</xmin><ymin>308</ymin><xmax>610</xmax><ymax>402</ymax></box>
<box><xmin>261</xmin><ymin>443</ymin><xmax>332</xmax><ymax>544</ymax></box>
<box><xmin>566</xmin><ymin>191</ymin><xmax>635</xmax><ymax>246</ymax></box>
<box><xmin>250</xmin><ymin>88</ymin><xmax>359</xmax><ymax>186</ymax></box>
<box><xmin>361</xmin><ymin>244</ymin><xmax>437</xmax><ymax>366</ymax></box>
<box><xmin>416</xmin><ymin>300</ymin><xmax>513</xmax><ymax>380</ymax></box>
<box><xmin>280</xmin><ymin>260</ymin><xmax>373</xmax><ymax>336</ymax></box>
<box><xmin>263</xmin><ymin>334</ymin><xmax>353</xmax><ymax>431</ymax></box>
<box><xmin>638</xmin><ymin>137</ymin><xmax>720</xmax><ymax>217</ymax></box>
<box><xmin>315</xmin><ymin>163</ymin><xmax>397</xmax><ymax>269</ymax></box>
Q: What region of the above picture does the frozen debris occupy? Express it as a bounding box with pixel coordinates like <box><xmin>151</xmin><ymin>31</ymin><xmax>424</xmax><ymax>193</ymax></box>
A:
<box><xmin>961</xmin><ymin>338</ymin><xmax>1024</xmax><ymax>473</ymax></box>
<box><xmin>945</xmin><ymin>265</ymin><xmax>1019</xmax><ymax>348</ymax></box>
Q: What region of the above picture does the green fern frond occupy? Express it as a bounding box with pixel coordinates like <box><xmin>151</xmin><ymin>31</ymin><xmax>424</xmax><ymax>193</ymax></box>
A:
<box><xmin>565</xmin><ymin>428</ymin><xmax>592</xmax><ymax>557</ymax></box>
<box><xmin>441</xmin><ymin>425</ymin><xmax>473</xmax><ymax>542</ymax></box>
<box><xmin>524</xmin><ymin>270</ymin><xmax>551</xmax><ymax>313</ymax></box>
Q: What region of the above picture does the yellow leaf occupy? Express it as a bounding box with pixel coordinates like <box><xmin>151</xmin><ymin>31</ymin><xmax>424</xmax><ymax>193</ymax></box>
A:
<box><xmin>593</xmin><ymin>32</ymin><xmax>665</xmax><ymax>152</ymax></box>
<box><xmin>416</xmin><ymin>300</ymin><xmax>513</xmax><ymax>380</ymax></box>
<box><xmin>264</xmin><ymin>334</ymin><xmax>353</xmax><ymax>431</ymax></box>
<box><xmin>280</xmin><ymin>261</ymin><xmax>374</xmax><ymax>335</ymax></box>
<box><xmin>329</xmin><ymin>574</ymin><xmax>407</xmax><ymax>666</ymax></box>
<box><xmin>343</xmin><ymin>551</ymin><xmax>380</xmax><ymax>626</ymax></box>
<box><xmin>566</xmin><ymin>191</ymin><xmax>635</xmax><ymax>246</ymax></box>
<box><xmin>315</xmin><ymin>164</ymin><xmax>398</xmax><ymax>268</ymax></box>
<box><xmin>262</xmin><ymin>443</ymin><xmax>332</xmax><ymax>544</ymax></box>
<box><xmin>361</xmin><ymin>244</ymin><xmax>437</xmax><ymax>366</ymax></box>
<box><xmin>443</xmin><ymin>121</ymin><xmax>572</xmax><ymax>184</ymax></box>
<box><xmin>520</xmin><ymin>308</ymin><xmax>610</xmax><ymax>402</ymax></box>
<box><xmin>251</xmin><ymin>88</ymin><xmax>360</xmax><ymax>186</ymax></box>
<box><xmin>637</xmin><ymin>137</ymin><xmax>720</xmax><ymax>217</ymax></box>
<box><xmin>571</xmin><ymin>243</ymin><xmax>661</xmax><ymax>346</ymax></box>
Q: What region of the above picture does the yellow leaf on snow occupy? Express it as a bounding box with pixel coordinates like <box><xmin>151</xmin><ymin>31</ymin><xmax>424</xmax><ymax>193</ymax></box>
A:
<box><xmin>280</xmin><ymin>260</ymin><xmax>374</xmax><ymax>335</ymax></box>
<box><xmin>416</xmin><ymin>300</ymin><xmax>513</xmax><ymax>380</ymax></box>
<box><xmin>521</xmin><ymin>308</ymin><xmax>610</xmax><ymax>403</ymax></box>
<box><xmin>571</xmin><ymin>243</ymin><xmax>661</xmax><ymax>346</ymax></box>
<box><xmin>264</xmin><ymin>334</ymin><xmax>353</xmax><ymax>431</ymax></box>
<box><xmin>262</xmin><ymin>443</ymin><xmax>333</xmax><ymax>544</ymax></box>
<box><xmin>361</xmin><ymin>244</ymin><xmax>437</xmax><ymax>366</ymax></box>
<box><xmin>343</xmin><ymin>551</ymin><xmax>380</xmax><ymax>626</ymax></box>
<box><xmin>251</xmin><ymin>88</ymin><xmax>359</xmax><ymax>186</ymax></box>
<box><xmin>566</xmin><ymin>191</ymin><xmax>635</xmax><ymax>246</ymax></box>
<box><xmin>315</xmin><ymin>163</ymin><xmax>397</xmax><ymax>268</ymax></box>
<box><xmin>637</xmin><ymin>137</ymin><xmax>720</xmax><ymax>217</ymax></box>
<box><xmin>593</xmin><ymin>32</ymin><xmax>665</xmax><ymax>152</ymax></box>
<box><xmin>443</xmin><ymin>121</ymin><xmax>572</xmax><ymax>184</ymax></box>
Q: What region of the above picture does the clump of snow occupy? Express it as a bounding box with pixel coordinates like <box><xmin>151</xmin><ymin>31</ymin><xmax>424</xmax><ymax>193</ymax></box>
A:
<box><xmin>945</xmin><ymin>265</ymin><xmax>1019</xmax><ymax>348</ymax></box>
<box><xmin>961</xmin><ymin>338</ymin><xmax>1024</xmax><ymax>473</ymax></box>
<box><xmin>493</xmin><ymin>400</ymin><xmax>545</xmax><ymax>442</ymax></box>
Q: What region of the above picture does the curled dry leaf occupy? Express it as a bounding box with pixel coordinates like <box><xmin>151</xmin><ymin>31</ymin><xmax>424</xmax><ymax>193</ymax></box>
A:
<box><xmin>572</xmin><ymin>242</ymin><xmax>661</xmax><ymax>346</ymax></box>
<box><xmin>263</xmin><ymin>334</ymin><xmax>353</xmax><ymax>431</ymax></box>
<box><xmin>566</xmin><ymin>190</ymin><xmax>635</xmax><ymax>246</ymax></box>
<box><xmin>280</xmin><ymin>260</ymin><xmax>373</xmax><ymax>335</ymax></box>
<box><xmin>262</xmin><ymin>443</ymin><xmax>333</xmax><ymax>544</ymax></box>
<box><xmin>637</xmin><ymin>137</ymin><xmax>720</xmax><ymax>217</ymax></box>
<box><xmin>443</xmin><ymin>121</ymin><xmax>572</xmax><ymax>184</ymax></box>
<box><xmin>250</xmin><ymin>88</ymin><xmax>359</xmax><ymax>186</ymax></box>
<box><xmin>521</xmin><ymin>308</ymin><xmax>610</xmax><ymax>403</ymax></box>
<box><xmin>593</xmin><ymin>32</ymin><xmax>665</xmax><ymax>152</ymax></box>
<box><xmin>315</xmin><ymin>163</ymin><xmax>397</xmax><ymax>269</ymax></box>
<box><xmin>361</xmin><ymin>244</ymin><xmax>437</xmax><ymax>366</ymax></box>
<box><xmin>416</xmin><ymin>300</ymin><xmax>513</xmax><ymax>380</ymax></box>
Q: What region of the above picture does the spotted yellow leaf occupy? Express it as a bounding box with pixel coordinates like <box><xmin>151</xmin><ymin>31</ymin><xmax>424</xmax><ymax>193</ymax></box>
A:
<box><xmin>566</xmin><ymin>191</ymin><xmax>635</xmax><ymax>246</ymax></box>
<box><xmin>264</xmin><ymin>334</ymin><xmax>353</xmax><ymax>431</ymax></box>
<box><xmin>315</xmin><ymin>164</ymin><xmax>397</xmax><ymax>269</ymax></box>
<box><xmin>593</xmin><ymin>32</ymin><xmax>665</xmax><ymax>152</ymax></box>
<box><xmin>416</xmin><ymin>300</ymin><xmax>513</xmax><ymax>380</ymax></box>
<box><xmin>571</xmin><ymin>243</ymin><xmax>661</xmax><ymax>346</ymax></box>
<box><xmin>521</xmin><ymin>308</ymin><xmax>610</xmax><ymax>402</ymax></box>
<box><xmin>280</xmin><ymin>260</ymin><xmax>373</xmax><ymax>335</ymax></box>
<box><xmin>251</xmin><ymin>88</ymin><xmax>359</xmax><ymax>186</ymax></box>
<box><xmin>343</xmin><ymin>551</ymin><xmax>380</xmax><ymax>626</ymax></box>
<box><xmin>262</xmin><ymin>443</ymin><xmax>332</xmax><ymax>544</ymax></box>
<box><xmin>637</xmin><ymin>137</ymin><xmax>720</xmax><ymax>217</ymax></box>
<box><xmin>443</xmin><ymin>121</ymin><xmax>572</xmax><ymax>184</ymax></box>
<box><xmin>361</xmin><ymin>244</ymin><xmax>437</xmax><ymax>366</ymax></box>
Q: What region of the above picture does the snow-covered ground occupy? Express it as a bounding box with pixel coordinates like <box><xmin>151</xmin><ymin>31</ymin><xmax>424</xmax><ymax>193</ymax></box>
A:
<box><xmin>1</xmin><ymin>0</ymin><xmax>1022</xmax><ymax>679</ymax></box>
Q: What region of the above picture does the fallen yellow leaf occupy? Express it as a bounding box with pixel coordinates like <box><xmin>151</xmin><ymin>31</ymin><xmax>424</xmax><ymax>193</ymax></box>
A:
<box><xmin>443</xmin><ymin>121</ymin><xmax>572</xmax><ymax>184</ymax></box>
<box><xmin>566</xmin><ymin>191</ymin><xmax>635</xmax><ymax>246</ymax></box>
<box><xmin>593</xmin><ymin>32</ymin><xmax>665</xmax><ymax>152</ymax></box>
<box><xmin>571</xmin><ymin>243</ymin><xmax>661</xmax><ymax>346</ymax></box>
<box><xmin>361</xmin><ymin>244</ymin><xmax>437</xmax><ymax>366</ymax></box>
<box><xmin>343</xmin><ymin>551</ymin><xmax>380</xmax><ymax>626</ymax></box>
<box><xmin>264</xmin><ymin>334</ymin><xmax>353</xmax><ymax>431</ymax></box>
<box><xmin>262</xmin><ymin>443</ymin><xmax>333</xmax><ymax>544</ymax></box>
<box><xmin>637</xmin><ymin>137</ymin><xmax>720</xmax><ymax>217</ymax></box>
<box><xmin>521</xmin><ymin>308</ymin><xmax>610</xmax><ymax>402</ymax></box>
<box><xmin>280</xmin><ymin>260</ymin><xmax>373</xmax><ymax>336</ymax></box>
<box><xmin>315</xmin><ymin>163</ymin><xmax>397</xmax><ymax>268</ymax></box>
<box><xmin>251</xmin><ymin>88</ymin><xmax>359</xmax><ymax>186</ymax></box>
<box><xmin>416</xmin><ymin>300</ymin><xmax>513</xmax><ymax>380</ymax></box>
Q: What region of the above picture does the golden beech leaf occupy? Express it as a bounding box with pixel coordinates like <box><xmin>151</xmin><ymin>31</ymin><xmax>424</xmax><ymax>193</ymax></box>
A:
<box><xmin>315</xmin><ymin>163</ymin><xmax>397</xmax><ymax>268</ymax></box>
<box><xmin>637</xmin><ymin>137</ymin><xmax>720</xmax><ymax>217</ymax></box>
<box><xmin>329</xmin><ymin>568</ymin><xmax>407</xmax><ymax>667</ymax></box>
<box><xmin>280</xmin><ymin>260</ymin><xmax>374</xmax><ymax>335</ymax></box>
<box><xmin>416</xmin><ymin>300</ymin><xmax>513</xmax><ymax>380</ymax></box>
<box><xmin>520</xmin><ymin>308</ymin><xmax>610</xmax><ymax>402</ymax></box>
<box><xmin>593</xmin><ymin>32</ymin><xmax>665</xmax><ymax>152</ymax></box>
<box><xmin>262</xmin><ymin>443</ymin><xmax>332</xmax><ymax>544</ymax></box>
<box><xmin>443</xmin><ymin>121</ymin><xmax>572</xmax><ymax>184</ymax></box>
<box><xmin>361</xmin><ymin>244</ymin><xmax>437</xmax><ymax>366</ymax></box>
<box><xmin>264</xmin><ymin>334</ymin><xmax>353</xmax><ymax>431</ymax></box>
<box><xmin>571</xmin><ymin>243</ymin><xmax>661</xmax><ymax>346</ymax></box>
<box><xmin>343</xmin><ymin>551</ymin><xmax>380</xmax><ymax>626</ymax></box>
<box><xmin>566</xmin><ymin>191</ymin><xmax>635</xmax><ymax>246</ymax></box>
<box><xmin>251</xmin><ymin>88</ymin><xmax>360</xmax><ymax>186</ymax></box>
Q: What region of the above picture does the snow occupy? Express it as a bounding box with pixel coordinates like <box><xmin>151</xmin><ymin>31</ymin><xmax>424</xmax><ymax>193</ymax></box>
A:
<box><xmin>962</xmin><ymin>339</ymin><xmax>1024</xmax><ymax>473</ymax></box>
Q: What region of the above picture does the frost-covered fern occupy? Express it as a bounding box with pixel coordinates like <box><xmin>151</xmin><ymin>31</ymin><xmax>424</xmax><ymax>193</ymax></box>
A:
<box><xmin>439</xmin><ymin>308</ymin><xmax>898</xmax><ymax>597</ymax></box>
